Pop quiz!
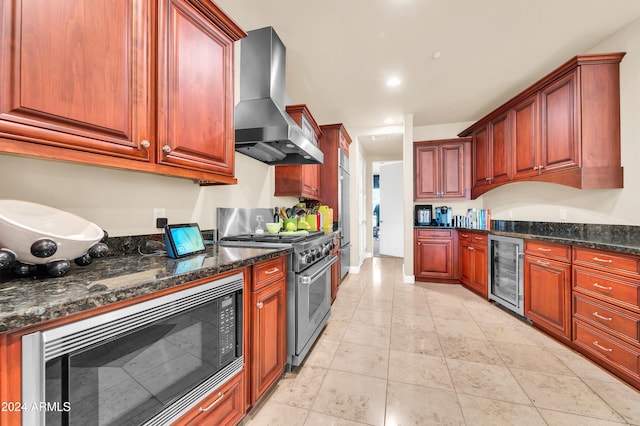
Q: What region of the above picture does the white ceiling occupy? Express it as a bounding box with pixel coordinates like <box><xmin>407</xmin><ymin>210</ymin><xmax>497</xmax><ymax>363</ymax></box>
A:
<box><xmin>215</xmin><ymin>0</ymin><xmax>640</xmax><ymax>158</ymax></box>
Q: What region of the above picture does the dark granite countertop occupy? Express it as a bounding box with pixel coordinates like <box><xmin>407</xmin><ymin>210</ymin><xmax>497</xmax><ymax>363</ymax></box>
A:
<box><xmin>415</xmin><ymin>221</ymin><xmax>640</xmax><ymax>256</ymax></box>
<box><xmin>0</xmin><ymin>244</ymin><xmax>291</xmax><ymax>333</ymax></box>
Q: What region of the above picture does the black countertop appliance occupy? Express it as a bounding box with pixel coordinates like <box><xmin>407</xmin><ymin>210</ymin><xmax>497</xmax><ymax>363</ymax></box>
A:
<box><xmin>414</xmin><ymin>205</ymin><xmax>432</xmax><ymax>226</ymax></box>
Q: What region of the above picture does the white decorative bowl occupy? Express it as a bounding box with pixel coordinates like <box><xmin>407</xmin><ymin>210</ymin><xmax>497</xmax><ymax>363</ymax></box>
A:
<box><xmin>0</xmin><ymin>200</ymin><xmax>104</xmax><ymax>265</ymax></box>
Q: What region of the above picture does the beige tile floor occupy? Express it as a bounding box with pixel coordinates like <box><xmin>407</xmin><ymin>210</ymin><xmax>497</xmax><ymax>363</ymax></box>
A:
<box><xmin>242</xmin><ymin>257</ymin><xmax>640</xmax><ymax>425</ymax></box>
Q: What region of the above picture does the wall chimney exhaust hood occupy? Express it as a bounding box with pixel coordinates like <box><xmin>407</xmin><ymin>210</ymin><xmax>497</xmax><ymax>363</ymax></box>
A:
<box><xmin>234</xmin><ymin>27</ymin><xmax>324</xmax><ymax>165</ymax></box>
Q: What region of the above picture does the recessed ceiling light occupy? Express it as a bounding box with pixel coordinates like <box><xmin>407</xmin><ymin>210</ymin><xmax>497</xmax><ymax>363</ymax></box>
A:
<box><xmin>386</xmin><ymin>76</ymin><xmax>402</xmax><ymax>87</ymax></box>
<box><xmin>432</xmin><ymin>51</ymin><xmax>442</xmax><ymax>59</ymax></box>
<box><xmin>384</xmin><ymin>117</ymin><xmax>394</xmax><ymax>124</ymax></box>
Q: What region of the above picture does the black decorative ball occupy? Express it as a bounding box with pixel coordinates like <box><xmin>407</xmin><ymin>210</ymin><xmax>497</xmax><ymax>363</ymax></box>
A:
<box><xmin>31</xmin><ymin>239</ymin><xmax>57</xmax><ymax>258</ymax></box>
<box><xmin>13</xmin><ymin>262</ymin><xmax>38</xmax><ymax>277</ymax></box>
<box><xmin>0</xmin><ymin>249</ymin><xmax>16</xmax><ymax>271</ymax></box>
<box><xmin>88</xmin><ymin>242</ymin><xmax>109</xmax><ymax>259</ymax></box>
<box><xmin>74</xmin><ymin>253</ymin><xmax>93</xmax><ymax>266</ymax></box>
<box><xmin>46</xmin><ymin>260</ymin><xmax>71</xmax><ymax>277</ymax></box>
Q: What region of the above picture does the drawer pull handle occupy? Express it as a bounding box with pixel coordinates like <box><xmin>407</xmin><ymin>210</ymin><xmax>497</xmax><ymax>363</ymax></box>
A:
<box><xmin>461</xmin><ymin>234</ymin><xmax>469</xmax><ymax>238</ymax></box>
<box><xmin>593</xmin><ymin>256</ymin><xmax>613</xmax><ymax>264</ymax></box>
<box><xmin>199</xmin><ymin>392</ymin><xmax>224</xmax><ymax>412</ymax></box>
<box><xmin>537</xmin><ymin>247</ymin><xmax>551</xmax><ymax>252</ymax></box>
<box><xmin>473</xmin><ymin>236</ymin><xmax>484</xmax><ymax>241</ymax></box>
<box><xmin>536</xmin><ymin>260</ymin><xmax>550</xmax><ymax>266</ymax></box>
<box><xmin>593</xmin><ymin>341</ymin><xmax>613</xmax><ymax>353</ymax></box>
<box><xmin>257</xmin><ymin>301</ymin><xmax>264</xmax><ymax>309</ymax></box>
<box><xmin>592</xmin><ymin>311</ymin><xmax>613</xmax><ymax>322</ymax></box>
<box><xmin>264</xmin><ymin>267</ymin><xmax>280</xmax><ymax>275</ymax></box>
<box><xmin>593</xmin><ymin>283</ymin><xmax>613</xmax><ymax>291</ymax></box>
<box><xmin>468</xmin><ymin>247</ymin><xmax>475</xmax><ymax>251</ymax></box>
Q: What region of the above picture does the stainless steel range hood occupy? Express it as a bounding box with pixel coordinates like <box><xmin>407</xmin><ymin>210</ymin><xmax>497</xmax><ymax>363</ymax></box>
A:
<box><xmin>234</xmin><ymin>27</ymin><xmax>324</xmax><ymax>165</ymax></box>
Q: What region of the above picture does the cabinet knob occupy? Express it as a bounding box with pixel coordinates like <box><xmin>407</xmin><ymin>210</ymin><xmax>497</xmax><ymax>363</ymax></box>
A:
<box><xmin>539</xmin><ymin>165</ymin><xmax>545</xmax><ymax>170</ymax></box>
<box><xmin>257</xmin><ymin>301</ymin><xmax>264</xmax><ymax>309</ymax></box>
<box><xmin>162</xmin><ymin>145</ymin><xmax>172</xmax><ymax>153</ymax></box>
<box><xmin>140</xmin><ymin>140</ymin><xmax>150</xmax><ymax>148</ymax></box>
<box><xmin>533</xmin><ymin>166</ymin><xmax>539</xmax><ymax>170</ymax></box>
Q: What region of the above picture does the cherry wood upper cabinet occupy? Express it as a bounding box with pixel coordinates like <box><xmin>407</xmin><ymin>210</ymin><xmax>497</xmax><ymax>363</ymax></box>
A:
<box><xmin>157</xmin><ymin>0</ymin><xmax>240</xmax><ymax>177</ymax></box>
<box><xmin>511</xmin><ymin>93</ymin><xmax>540</xmax><ymax>179</ymax></box>
<box><xmin>274</xmin><ymin>105</ymin><xmax>322</xmax><ymax>200</ymax></box>
<box><xmin>0</xmin><ymin>0</ymin><xmax>152</xmax><ymax>161</ymax></box>
<box><xmin>460</xmin><ymin>53</ymin><xmax>625</xmax><ymax>198</ymax></box>
<box><xmin>0</xmin><ymin>0</ymin><xmax>245</xmax><ymax>184</ymax></box>
<box><xmin>414</xmin><ymin>138</ymin><xmax>470</xmax><ymax>200</ymax></box>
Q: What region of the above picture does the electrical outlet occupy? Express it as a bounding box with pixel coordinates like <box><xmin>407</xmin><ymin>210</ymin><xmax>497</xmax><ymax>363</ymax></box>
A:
<box><xmin>559</xmin><ymin>208</ymin><xmax>567</xmax><ymax>220</ymax></box>
<box><xmin>153</xmin><ymin>208</ymin><xmax>166</xmax><ymax>227</ymax></box>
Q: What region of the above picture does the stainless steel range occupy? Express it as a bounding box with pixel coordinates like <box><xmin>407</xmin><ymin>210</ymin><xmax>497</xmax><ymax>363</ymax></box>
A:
<box><xmin>217</xmin><ymin>208</ymin><xmax>337</xmax><ymax>369</ymax></box>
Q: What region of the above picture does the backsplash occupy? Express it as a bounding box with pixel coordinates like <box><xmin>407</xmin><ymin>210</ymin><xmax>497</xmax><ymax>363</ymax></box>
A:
<box><xmin>106</xmin><ymin>230</ymin><xmax>216</xmax><ymax>256</ymax></box>
<box><xmin>492</xmin><ymin>220</ymin><xmax>640</xmax><ymax>242</ymax></box>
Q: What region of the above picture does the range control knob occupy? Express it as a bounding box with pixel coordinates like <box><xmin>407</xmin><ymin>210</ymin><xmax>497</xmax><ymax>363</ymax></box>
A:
<box><xmin>322</xmin><ymin>246</ymin><xmax>330</xmax><ymax>256</ymax></box>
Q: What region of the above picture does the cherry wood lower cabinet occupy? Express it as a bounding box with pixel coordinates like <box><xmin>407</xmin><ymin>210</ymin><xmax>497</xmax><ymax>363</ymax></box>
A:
<box><xmin>572</xmin><ymin>247</ymin><xmax>640</xmax><ymax>390</ymax></box>
<box><xmin>249</xmin><ymin>257</ymin><xmax>287</xmax><ymax>405</ymax></box>
<box><xmin>458</xmin><ymin>231</ymin><xmax>488</xmax><ymax>298</ymax></box>
<box><xmin>175</xmin><ymin>371</ymin><xmax>245</xmax><ymax>426</ymax></box>
<box><xmin>524</xmin><ymin>240</ymin><xmax>572</xmax><ymax>342</ymax></box>
<box><xmin>414</xmin><ymin>228</ymin><xmax>458</xmax><ymax>283</ymax></box>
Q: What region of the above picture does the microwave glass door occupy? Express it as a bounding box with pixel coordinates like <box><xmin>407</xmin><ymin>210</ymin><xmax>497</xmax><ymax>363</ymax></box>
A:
<box><xmin>43</xmin><ymin>295</ymin><xmax>238</xmax><ymax>426</ymax></box>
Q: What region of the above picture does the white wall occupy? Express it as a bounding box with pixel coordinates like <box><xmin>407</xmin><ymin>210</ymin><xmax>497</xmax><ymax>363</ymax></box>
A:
<box><xmin>0</xmin><ymin>152</ymin><xmax>298</xmax><ymax>236</ymax></box>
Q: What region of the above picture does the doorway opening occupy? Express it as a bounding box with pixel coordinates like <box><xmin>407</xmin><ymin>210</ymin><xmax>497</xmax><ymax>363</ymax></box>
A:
<box><xmin>373</xmin><ymin>161</ymin><xmax>404</xmax><ymax>258</ymax></box>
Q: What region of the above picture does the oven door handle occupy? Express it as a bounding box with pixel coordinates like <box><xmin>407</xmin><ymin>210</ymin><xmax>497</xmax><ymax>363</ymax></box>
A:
<box><xmin>299</xmin><ymin>255</ymin><xmax>338</xmax><ymax>285</ymax></box>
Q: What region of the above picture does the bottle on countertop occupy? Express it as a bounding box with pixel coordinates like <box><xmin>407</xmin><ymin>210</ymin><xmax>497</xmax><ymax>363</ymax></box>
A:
<box><xmin>255</xmin><ymin>215</ymin><xmax>265</xmax><ymax>234</ymax></box>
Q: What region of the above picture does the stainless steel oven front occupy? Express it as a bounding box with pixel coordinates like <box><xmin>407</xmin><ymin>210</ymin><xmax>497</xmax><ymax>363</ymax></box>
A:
<box><xmin>21</xmin><ymin>273</ymin><xmax>244</xmax><ymax>426</ymax></box>
<box><xmin>287</xmin><ymin>254</ymin><xmax>337</xmax><ymax>367</ymax></box>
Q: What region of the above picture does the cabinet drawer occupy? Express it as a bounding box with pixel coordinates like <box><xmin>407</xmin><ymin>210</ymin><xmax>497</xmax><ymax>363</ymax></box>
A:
<box><xmin>573</xmin><ymin>319</ymin><xmax>640</xmax><ymax>377</ymax></box>
<box><xmin>525</xmin><ymin>240</ymin><xmax>571</xmax><ymax>262</ymax></box>
<box><xmin>573</xmin><ymin>247</ymin><xmax>640</xmax><ymax>277</ymax></box>
<box><xmin>460</xmin><ymin>231</ymin><xmax>487</xmax><ymax>246</ymax></box>
<box><xmin>416</xmin><ymin>229</ymin><xmax>453</xmax><ymax>239</ymax></box>
<box><xmin>253</xmin><ymin>256</ymin><xmax>286</xmax><ymax>291</ymax></box>
<box><xmin>573</xmin><ymin>266</ymin><xmax>640</xmax><ymax>312</ymax></box>
<box><xmin>178</xmin><ymin>371</ymin><xmax>245</xmax><ymax>426</ymax></box>
<box><xmin>574</xmin><ymin>293</ymin><xmax>640</xmax><ymax>345</ymax></box>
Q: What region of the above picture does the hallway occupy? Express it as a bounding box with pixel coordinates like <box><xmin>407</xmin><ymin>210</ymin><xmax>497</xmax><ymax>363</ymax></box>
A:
<box><xmin>243</xmin><ymin>257</ymin><xmax>640</xmax><ymax>425</ymax></box>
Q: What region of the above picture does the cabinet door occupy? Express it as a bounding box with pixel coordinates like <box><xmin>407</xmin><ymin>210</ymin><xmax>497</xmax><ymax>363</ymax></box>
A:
<box><xmin>472</xmin><ymin>244</ymin><xmax>488</xmax><ymax>298</ymax></box>
<box><xmin>414</xmin><ymin>144</ymin><xmax>439</xmax><ymax>200</ymax></box>
<box><xmin>0</xmin><ymin>0</ymin><xmax>151</xmax><ymax>161</ymax></box>
<box><xmin>472</xmin><ymin>125</ymin><xmax>490</xmax><ymax>187</ymax></box>
<box><xmin>490</xmin><ymin>113</ymin><xmax>511</xmax><ymax>184</ymax></box>
<box><xmin>157</xmin><ymin>0</ymin><xmax>235</xmax><ymax>175</ymax></box>
<box><xmin>302</xmin><ymin>164</ymin><xmax>320</xmax><ymax>198</ymax></box>
<box><xmin>540</xmin><ymin>71</ymin><xmax>580</xmax><ymax>173</ymax></box>
<box><xmin>415</xmin><ymin>238</ymin><xmax>455</xmax><ymax>279</ymax></box>
<box><xmin>459</xmin><ymin>243</ymin><xmax>473</xmax><ymax>285</ymax></box>
<box><xmin>525</xmin><ymin>255</ymin><xmax>571</xmax><ymax>340</ymax></box>
<box><xmin>251</xmin><ymin>279</ymin><xmax>286</xmax><ymax>404</ymax></box>
<box><xmin>440</xmin><ymin>143</ymin><xmax>466</xmax><ymax>198</ymax></box>
<box><xmin>511</xmin><ymin>93</ymin><xmax>539</xmax><ymax>179</ymax></box>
